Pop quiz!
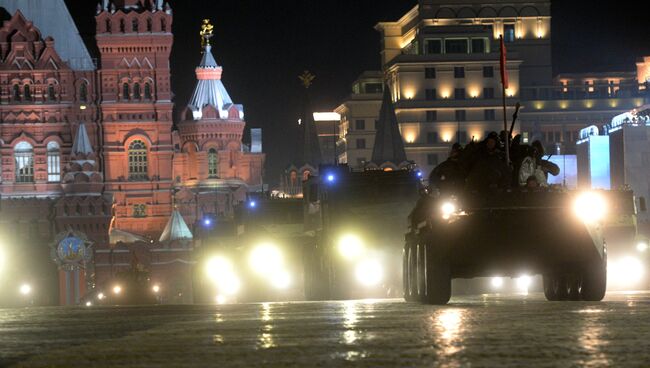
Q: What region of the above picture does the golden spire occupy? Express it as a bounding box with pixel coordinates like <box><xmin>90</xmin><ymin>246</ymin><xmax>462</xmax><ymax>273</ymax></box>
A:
<box><xmin>299</xmin><ymin>70</ymin><xmax>315</xmax><ymax>89</ymax></box>
<box><xmin>200</xmin><ymin>19</ymin><xmax>214</xmax><ymax>47</ymax></box>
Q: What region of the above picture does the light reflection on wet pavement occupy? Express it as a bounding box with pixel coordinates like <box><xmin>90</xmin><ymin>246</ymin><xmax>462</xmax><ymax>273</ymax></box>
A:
<box><xmin>2</xmin><ymin>292</ymin><xmax>650</xmax><ymax>367</ymax></box>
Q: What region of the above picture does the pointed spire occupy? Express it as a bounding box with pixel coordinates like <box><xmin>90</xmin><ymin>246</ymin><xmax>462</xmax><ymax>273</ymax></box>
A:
<box><xmin>72</xmin><ymin>123</ymin><xmax>94</xmax><ymax>156</ymax></box>
<box><xmin>371</xmin><ymin>85</ymin><xmax>407</xmax><ymax>166</ymax></box>
<box><xmin>159</xmin><ymin>209</ymin><xmax>193</xmax><ymax>244</ymax></box>
<box><xmin>187</xmin><ymin>19</ymin><xmax>242</xmax><ymax>121</ymax></box>
<box><xmin>298</xmin><ymin>72</ymin><xmax>322</xmax><ymax>167</ymax></box>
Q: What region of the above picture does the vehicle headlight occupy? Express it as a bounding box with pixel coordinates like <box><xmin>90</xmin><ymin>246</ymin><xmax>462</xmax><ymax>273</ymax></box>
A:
<box><xmin>206</xmin><ymin>256</ymin><xmax>234</xmax><ymax>282</ymax></box>
<box><xmin>249</xmin><ymin>243</ymin><xmax>283</xmax><ymax>275</ymax></box>
<box><xmin>338</xmin><ymin>234</ymin><xmax>364</xmax><ymax>260</ymax></box>
<box><xmin>270</xmin><ymin>270</ymin><xmax>292</xmax><ymax>290</ymax></box>
<box><xmin>637</xmin><ymin>241</ymin><xmax>648</xmax><ymax>253</ymax></box>
<box><xmin>573</xmin><ymin>192</ymin><xmax>607</xmax><ymax>223</ymax></box>
<box><xmin>217</xmin><ymin>273</ymin><xmax>241</xmax><ymax>295</ymax></box>
<box><xmin>608</xmin><ymin>256</ymin><xmax>645</xmax><ymax>287</ymax></box>
<box><xmin>355</xmin><ymin>259</ymin><xmax>383</xmax><ymax>287</ymax></box>
<box><xmin>441</xmin><ymin>201</ymin><xmax>457</xmax><ymax>220</ymax></box>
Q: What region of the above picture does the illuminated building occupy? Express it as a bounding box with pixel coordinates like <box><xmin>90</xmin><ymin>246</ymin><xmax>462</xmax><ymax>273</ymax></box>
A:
<box><xmin>0</xmin><ymin>1</ymin><xmax>264</xmax><ymax>305</ymax></box>
<box><xmin>336</xmin><ymin>0</ymin><xmax>649</xmax><ymax>174</ymax></box>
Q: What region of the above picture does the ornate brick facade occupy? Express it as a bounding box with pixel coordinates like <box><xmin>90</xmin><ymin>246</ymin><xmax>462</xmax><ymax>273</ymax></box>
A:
<box><xmin>0</xmin><ymin>1</ymin><xmax>264</xmax><ymax>306</ymax></box>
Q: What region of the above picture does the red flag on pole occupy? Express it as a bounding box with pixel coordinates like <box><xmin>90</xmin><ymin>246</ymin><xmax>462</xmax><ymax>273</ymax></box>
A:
<box><xmin>499</xmin><ymin>35</ymin><xmax>509</xmax><ymax>89</ymax></box>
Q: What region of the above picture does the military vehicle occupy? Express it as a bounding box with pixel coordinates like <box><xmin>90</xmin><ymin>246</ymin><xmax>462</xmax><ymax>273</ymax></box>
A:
<box><xmin>404</xmin><ymin>189</ymin><xmax>610</xmax><ymax>304</ymax></box>
<box><xmin>302</xmin><ymin>164</ymin><xmax>422</xmax><ymax>300</ymax></box>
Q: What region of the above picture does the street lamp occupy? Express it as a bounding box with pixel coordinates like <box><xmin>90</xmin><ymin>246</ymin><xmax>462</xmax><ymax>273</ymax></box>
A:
<box><xmin>113</xmin><ymin>285</ymin><xmax>122</xmax><ymax>295</ymax></box>
<box><xmin>152</xmin><ymin>285</ymin><xmax>160</xmax><ymax>294</ymax></box>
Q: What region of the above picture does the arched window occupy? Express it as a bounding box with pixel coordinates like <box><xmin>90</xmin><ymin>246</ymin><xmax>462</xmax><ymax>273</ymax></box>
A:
<box><xmin>128</xmin><ymin>140</ymin><xmax>148</xmax><ymax>180</ymax></box>
<box><xmin>132</xmin><ymin>18</ymin><xmax>139</xmax><ymax>32</ymax></box>
<box><xmin>48</xmin><ymin>84</ymin><xmax>56</xmax><ymax>101</ymax></box>
<box><xmin>208</xmin><ymin>148</ymin><xmax>218</xmax><ymax>178</ymax></box>
<box><xmin>14</xmin><ymin>142</ymin><xmax>34</xmax><ymax>183</ymax></box>
<box><xmin>133</xmin><ymin>83</ymin><xmax>141</xmax><ymax>99</ymax></box>
<box><xmin>47</xmin><ymin>141</ymin><xmax>61</xmax><ymax>182</ymax></box>
<box><xmin>144</xmin><ymin>83</ymin><xmax>152</xmax><ymax>99</ymax></box>
<box><xmin>23</xmin><ymin>84</ymin><xmax>31</xmax><ymax>101</ymax></box>
<box><xmin>303</xmin><ymin>170</ymin><xmax>311</xmax><ymax>181</ymax></box>
<box><xmin>161</xmin><ymin>19</ymin><xmax>167</xmax><ymax>32</ymax></box>
<box><xmin>146</xmin><ymin>18</ymin><xmax>152</xmax><ymax>32</ymax></box>
<box><xmin>123</xmin><ymin>83</ymin><xmax>130</xmax><ymax>100</ymax></box>
<box><xmin>79</xmin><ymin>82</ymin><xmax>88</xmax><ymax>102</ymax></box>
<box><xmin>13</xmin><ymin>84</ymin><xmax>20</xmax><ymax>101</ymax></box>
<box><xmin>105</xmin><ymin>19</ymin><xmax>112</xmax><ymax>33</ymax></box>
<box><xmin>120</xmin><ymin>19</ymin><xmax>125</xmax><ymax>33</ymax></box>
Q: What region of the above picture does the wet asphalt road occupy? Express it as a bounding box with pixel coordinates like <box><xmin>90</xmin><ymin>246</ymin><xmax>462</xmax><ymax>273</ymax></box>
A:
<box><xmin>2</xmin><ymin>292</ymin><xmax>650</xmax><ymax>367</ymax></box>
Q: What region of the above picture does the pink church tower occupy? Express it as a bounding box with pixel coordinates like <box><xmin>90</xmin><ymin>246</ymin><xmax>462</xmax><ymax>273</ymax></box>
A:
<box><xmin>173</xmin><ymin>19</ymin><xmax>264</xmax><ymax>225</ymax></box>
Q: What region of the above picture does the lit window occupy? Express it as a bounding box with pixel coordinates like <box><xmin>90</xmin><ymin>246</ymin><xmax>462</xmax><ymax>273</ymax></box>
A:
<box><xmin>47</xmin><ymin>141</ymin><xmax>61</xmax><ymax>182</ymax></box>
<box><xmin>14</xmin><ymin>142</ymin><xmax>34</xmax><ymax>183</ymax></box>
<box><xmin>504</xmin><ymin>24</ymin><xmax>515</xmax><ymax>43</ymax></box>
<box><xmin>128</xmin><ymin>140</ymin><xmax>148</xmax><ymax>180</ymax></box>
<box><xmin>208</xmin><ymin>148</ymin><xmax>218</xmax><ymax>178</ymax></box>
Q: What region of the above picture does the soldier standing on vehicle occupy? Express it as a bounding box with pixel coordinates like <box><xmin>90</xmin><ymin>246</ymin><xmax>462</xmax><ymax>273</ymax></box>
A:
<box><xmin>429</xmin><ymin>143</ymin><xmax>465</xmax><ymax>193</ymax></box>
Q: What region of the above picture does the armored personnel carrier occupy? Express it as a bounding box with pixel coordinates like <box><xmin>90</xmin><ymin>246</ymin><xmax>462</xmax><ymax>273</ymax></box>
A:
<box><xmin>404</xmin><ymin>189</ymin><xmax>608</xmax><ymax>304</ymax></box>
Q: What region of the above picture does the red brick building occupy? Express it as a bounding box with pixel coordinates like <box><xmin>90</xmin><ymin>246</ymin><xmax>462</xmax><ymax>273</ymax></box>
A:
<box><xmin>0</xmin><ymin>0</ymin><xmax>264</xmax><ymax>305</ymax></box>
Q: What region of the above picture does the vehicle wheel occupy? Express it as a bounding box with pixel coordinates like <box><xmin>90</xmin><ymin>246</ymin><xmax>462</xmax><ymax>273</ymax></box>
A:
<box><xmin>416</xmin><ymin>243</ymin><xmax>427</xmax><ymax>298</ymax></box>
<box><xmin>554</xmin><ymin>275</ymin><xmax>569</xmax><ymax>301</ymax></box>
<box><xmin>303</xmin><ymin>246</ymin><xmax>330</xmax><ymax>301</ymax></box>
<box><xmin>403</xmin><ymin>244</ymin><xmax>414</xmax><ymax>302</ymax></box>
<box><xmin>567</xmin><ymin>275</ymin><xmax>582</xmax><ymax>301</ymax></box>
<box><xmin>423</xmin><ymin>243</ymin><xmax>451</xmax><ymax>305</ymax></box>
<box><xmin>543</xmin><ymin>274</ymin><xmax>559</xmax><ymax>301</ymax></box>
<box><xmin>406</xmin><ymin>242</ymin><xmax>419</xmax><ymax>302</ymax></box>
<box><xmin>581</xmin><ymin>257</ymin><xmax>607</xmax><ymax>301</ymax></box>
<box><xmin>402</xmin><ymin>245</ymin><xmax>410</xmax><ymax>301</ymax></box>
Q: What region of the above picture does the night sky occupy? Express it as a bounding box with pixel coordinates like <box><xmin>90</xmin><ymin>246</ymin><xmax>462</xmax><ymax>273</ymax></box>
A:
<box><xmin>63</xmin><ymin>1</ymin><xmax>649</xmax><ymax>185</ymax></box>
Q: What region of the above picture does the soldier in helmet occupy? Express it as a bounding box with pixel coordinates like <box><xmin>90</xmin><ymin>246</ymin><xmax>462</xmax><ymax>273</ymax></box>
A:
<box><xmin>429</xmin><ymin>143</ymin><xmax>465</xmax><ymax>194</ymax></box>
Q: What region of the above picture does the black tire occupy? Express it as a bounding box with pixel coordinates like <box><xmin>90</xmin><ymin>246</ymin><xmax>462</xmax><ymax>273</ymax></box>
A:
<box><xmin>567</xmin><ymin>275</ymin><xmax>582</xmax><ymax>301</ymax></box>
<box><xmin>423</xmin><ymin>243</ymin><xmax>451</xmax><ymax>305</ymax></box>
<box><xmin>581</xmin><ymin>256</ymin><xmax>607</xmax><ymax>301</ymax></box>
<box><xmin>543</xmin><ymin>274</ymin><xmax>559</xmax><ymax>301</ymax></box>
<box><xmin>303</xmin><ymin>245</ymin><xmax>330</xmax><ymax>301</ymax></box>
<box><xmin>554</xmin><ymin>275</ymin><xmax>569</xmax><ymax>301</ymax></box>
<box><xmin>404</xmin><ymin>242</ymin><xmax>419</xmax><ymax>302</ymax></box>
<box><xmin>416</xmin><ymin>243</ymin><xmax>427</xmax><ymax>298</ymax></box>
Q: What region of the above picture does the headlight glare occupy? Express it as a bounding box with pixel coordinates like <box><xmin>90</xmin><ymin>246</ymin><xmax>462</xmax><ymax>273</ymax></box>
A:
<box><xmin>338</xmin><ymin>234</ymin><xmax>364</xmax><ymax>260</ymax></box>
<box><xmin>573</xmin><ymin>192</ymin><xmax>607</xmax><ymax>223</ymax></box>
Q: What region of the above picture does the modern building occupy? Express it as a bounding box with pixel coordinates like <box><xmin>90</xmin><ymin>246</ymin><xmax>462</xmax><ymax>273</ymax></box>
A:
<box><xmin>0</xmin><ymin>1</ymin><xmax>264</xmax><ymax>306</ymax></box>
<box><xmin>336</xmin><ymin>0</ymin><xmax>649</xmax><ymax>177</ymax></box>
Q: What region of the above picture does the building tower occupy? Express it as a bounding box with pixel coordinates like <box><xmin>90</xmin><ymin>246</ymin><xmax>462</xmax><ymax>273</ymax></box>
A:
<box><xmin>95</xmin><ymin>0</ymin><xmax>174</xmax><ymax>238</ymax></box>
<box><xmin>174</xmin><ymin>19</ymin><xmax>264</xmax><ymax>225</ymax></box>
<box><xmin>369</xmin><ymin>85</ymin><xmax>408</xmax><ymax>169</ymax></box>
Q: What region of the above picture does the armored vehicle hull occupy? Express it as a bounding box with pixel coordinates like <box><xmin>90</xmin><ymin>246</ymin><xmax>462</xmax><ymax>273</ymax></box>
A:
<box><xmin>404</xmin><ymin>191</ymin><xmax>607</xmax><ymax>304</ymax></box>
